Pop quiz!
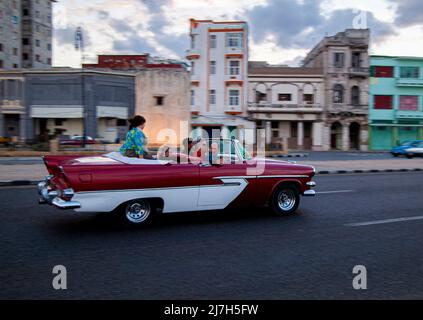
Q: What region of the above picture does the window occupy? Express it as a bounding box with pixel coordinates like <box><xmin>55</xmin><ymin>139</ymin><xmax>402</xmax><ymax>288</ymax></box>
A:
<box><xmin>374</xmin><ymin>95</ymin><xmax>393</xmax><ymax>110</ymax></box>
<box><xmin>0</xmin><ymin>43</ymin><xmax>3</xmax><ymax>51</ymax></box>
<box><xmin>303</xmin><ymin>94</ymin><xmax>314</xmax><ymax>104</ymax></box>
<box><xmin>229</xmin><ymin>89</ymin><xmax>239</xmax><ymax>106</ymax></box>
<box><xmin>35</xmin><ymin>24</ymin><xmax>40</xmax><ymax>32</ymax></box>
<box><xmin>227</xmin><ymin>33</ymin><xmax>242</xmax><ymax>47</ymax></box>
<box><xmin>278</xmin><ymin>94</ymin><xmax>292</xmax><ymax>102</ymax></box>
<box><xmin>190</xmin><ymin>90</ymin><xmax>195</xmax><ymax>106</ymax></box>
<box><xmin>22</xmin><ymin>38</ymin><xmax>29</xmax><ymax>45</ymax></box>
<box><xmin>210</xmin><ymin>61</ymin><xmax>216</xmax><ymax>75</ymax></box>
<box><xmin>333</xmin><ymin>84</ymin><xmax>344</xmax><ymax>103</ymax></box>
<box><xmin>371</xmin><ymin>66</ymin><xmax>394</xmax><ymax>78</ymax></box>
<box><xmin>210</xmin><ymin>34</ymin><xmax>217</xmax><ymax>48</ymax></box>
<box><xmin>191</xmin><ymin>61</ymin><xmax>195</xmax><ymax>75</ymax></box>
<box><xmin>35</xmin><ymin>54</ymin><xmax>41</xmax><ymax>62</ymax></box>
<box><xmin>23</xmin><ymin>9</ymin><xmax>29</xmax><ymax>16</ymax></box>
<box><xmin>400</xmin><ymin>67</ymin><xmax>419</xmax><ymax>79</ymax></box>
<box><xmin>22</xmin><ymin>53</ymin><xmax>28</xmax><ymax>60</ymax></box>
<box><xmin>333</xmin><ymin>53</ymin><xmax>345</xmax><ymax>68</ymax></box>
<box><xmin>13</xmin><ymin>64</ymin><xmax>18</xmax><ymax>68</ymax></box>
<box><xmin>47</xmin><ymin>43</ymin><xmax>51</xmax><ymax>51</ymax></box>
<box><xmin>13</xmin><ymin>48</ymin><xmax>18</xmax><ymax>56</ymax></box>
<box><xmin>35</xmin><ymin>39</ymin><xmax>40</xmax><ymax>47</ymax></box>
<box><xmin>399</xmin><ymin>96</ymin><xmax>418</xmax><ymax>111</ymax></box>
<box><xmin>352</xmin><ymin>52</ymin><xmax>361</xmax><ymax>67</ymax></box>
<box><xmin>47</xmin><ymin>58</ymin><xmax>52</xmax><ymax>65</ymax></box>
<box><xmin>154</xmin><ymin>96</ymin><xmax>164</xmax><ymax>106</ymax></box>
<box><xmin>35</xmin><ymin>10</ymin><xmax>40</xmax><ymax>18</ymax></box>
<box><xmin>0</xmin><ymin>60</ymin><xmax>3</xmax><ymax>69</ymax></box>
<box><xmin>209</xmin><ymin>90</ymin><xmax>216</xmax><ymax>105</ymax></box>
<box><xmin>229</xmin><ymin>60</ymin><xmax>240</xmax><ymax>75</ymax></box>
<box><xmin>351</xmin><ymin>86</ymin><xmax>360</xmax><ymax>106</ymax></box>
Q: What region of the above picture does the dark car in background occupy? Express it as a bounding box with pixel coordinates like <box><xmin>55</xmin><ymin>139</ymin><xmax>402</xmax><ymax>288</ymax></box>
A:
<box><xmin>60</xmin><ymin>135</ymin><xmax>97</xmax><ymax>146</ymax></box>
<box><xmin>391</xmin><ymin>140</ymin><xmax>422</xmax><ymax>157</ymax></box>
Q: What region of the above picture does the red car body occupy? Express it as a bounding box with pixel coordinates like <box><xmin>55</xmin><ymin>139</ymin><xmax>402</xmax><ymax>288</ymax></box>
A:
<box><xmin>38</xmin><ymin>139</ymin><xmax>316</xmax><ymax>225</ymax></box>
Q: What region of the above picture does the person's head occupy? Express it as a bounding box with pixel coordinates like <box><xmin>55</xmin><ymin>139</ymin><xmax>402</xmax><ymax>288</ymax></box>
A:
<box><xmin>128</xmin><ymin>115</ymin><xmax>146</xmax><ymax>130</ymax></box>
<box><xmin>210</xmin><ymin>142</ymin><xmax>219</xmax><ymax>155</ymax></box>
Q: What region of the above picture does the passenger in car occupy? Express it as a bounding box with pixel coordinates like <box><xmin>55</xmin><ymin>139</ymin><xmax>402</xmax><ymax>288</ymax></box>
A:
<box><xmin>120</xmin><ymin>115</ymin><xmax>149</xmax><ymax>158</ymax></box>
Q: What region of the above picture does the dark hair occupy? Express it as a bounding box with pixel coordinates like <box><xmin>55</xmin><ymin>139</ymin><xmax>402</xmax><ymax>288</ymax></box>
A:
<box><xmin>128</xmin><ymin>115</ymin><xmax>146</xmax><ymax>130</ymax></box>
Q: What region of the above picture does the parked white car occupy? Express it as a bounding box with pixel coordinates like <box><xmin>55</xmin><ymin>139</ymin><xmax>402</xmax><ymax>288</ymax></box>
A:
<box><xmin>405</xmin><ymin>142</ymin><xmax>423</xmax><ymax>158</ymax></box>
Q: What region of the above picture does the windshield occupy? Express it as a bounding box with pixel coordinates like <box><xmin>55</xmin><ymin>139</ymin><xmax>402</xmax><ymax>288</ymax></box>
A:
<box><xmin>235</xmin><ymin>140</ymin><xmax>253</xmax><ymax>161</ymax></box>
<box><xmin>401</xmin><ymin>141</ymin><xmax>414</xmax><ymax>146</ymax></box>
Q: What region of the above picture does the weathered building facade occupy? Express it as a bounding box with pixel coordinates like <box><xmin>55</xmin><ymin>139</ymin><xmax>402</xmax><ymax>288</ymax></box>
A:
<box><xmin>248</xmin><ymin>62</ymin><xmax>325</xmax><ymax>150</ymax></box>
<box><xmin>303</xmin><ymin>29</ymin><xmax>370</xmax><ymax>151</ymax></box>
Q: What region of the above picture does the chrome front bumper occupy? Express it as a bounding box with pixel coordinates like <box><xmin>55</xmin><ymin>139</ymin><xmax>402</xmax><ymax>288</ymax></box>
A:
<box><xmin>38</xmin><ymin>176</ymin><xmax>81</xmax><ymax>210</ymax></box>
<box><xmin>303</xmin><ymin>181</ymin><xmax>316</xmax><ymax>197</ymax></box>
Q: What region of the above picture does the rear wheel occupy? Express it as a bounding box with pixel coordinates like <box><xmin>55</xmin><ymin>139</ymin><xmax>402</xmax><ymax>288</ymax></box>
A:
<box><xmin>122</xmin><ymin>199</ymin><xmax>154</xmax><ymax>226</ymax></box>
<box><xmin>271</xmin><ymin>184</ymin><xmax>300</xmax><ymax>216</ymax></box>
<box><xmin>407</xmin><ymin>154</ymin><xmax>414</xmax><ymax>159</ymax></box>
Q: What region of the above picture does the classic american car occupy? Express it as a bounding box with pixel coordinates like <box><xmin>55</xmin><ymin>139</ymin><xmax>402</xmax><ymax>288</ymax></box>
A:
<box><xmin>38</xmin><ymin>139</ymin><xmax>316</xmax><ymax>226</ymax></box>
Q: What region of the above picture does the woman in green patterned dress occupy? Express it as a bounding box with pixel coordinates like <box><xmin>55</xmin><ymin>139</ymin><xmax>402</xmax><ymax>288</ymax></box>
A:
<box><xmin>120</xmin><ymin>115</ymin><xmax>147</xmax><ymax>158</ymax></box>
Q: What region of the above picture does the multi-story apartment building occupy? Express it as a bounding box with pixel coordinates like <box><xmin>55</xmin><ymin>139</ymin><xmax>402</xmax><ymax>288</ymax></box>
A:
<box><xmin>0</xmin><ymin>0</ymin><xmax>22</xmax><ymax>69</ymax></box>
<box><xmin>187</xmin><ymin>19</ymin><xmax>255</xmax><ymax>140</ymax></box>
<box><xmin>0</xmin><ymin>0</ymin><xmax>54</xmax><ymax>70</ymax></box>
<box><xmin>21</xmin><ymin>0</ymin><xmax>55</xmax><ymax>68</ymax></box>
<box><xmin>248</xmin><ymin>61</ymin><xmax>325</xmax><ymax>150</ymax></box>
<box><xmin>369</xmin><ymin>56</ymin><xmax>423</xmax><ymax>150</ymax></box>
<box><xmin>303</xmin><ymin>29</ymin><xmax>370</xmax><ymax>151</ymax></box>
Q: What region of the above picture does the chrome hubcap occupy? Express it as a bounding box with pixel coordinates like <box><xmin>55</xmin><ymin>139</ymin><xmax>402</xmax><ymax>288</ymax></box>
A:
<box><xmin>277</xmin><ymin>189</ymin><xmax>296</xmax><ymax>211</ymax></box>
<box><xmin>126</xmin><ymin>200</ymin><xmax>151</xmax><ymax>224</ymax></box>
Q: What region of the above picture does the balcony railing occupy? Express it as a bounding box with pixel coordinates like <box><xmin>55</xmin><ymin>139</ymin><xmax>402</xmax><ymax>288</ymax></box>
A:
<box><xmin>186</xmin><ymin>49</ymin><xmax>201</xmax><ymax>60</ymax></box>
<box><xmin>349</xmin><ymin>67</ymin><xmax>369</xmax><ymax>77</ymax></box>
<box><xmin>330</xmin><ymin>104</ymin><xmax>368</xmax><ymax>114</ymax></box>
<box><xmin>396</xmin><ymin>78</ymin><xmax>423</xmax><ymax>87</ymax></box>
<box><xmin>248</xmin><ymin>103</ymin><xmax>323</xmax><ymax>113</ymax></box>
<box><xmin>395</xmin><ymin>110</ymin><xmax>423</xmax><ymax>119</ymax></box>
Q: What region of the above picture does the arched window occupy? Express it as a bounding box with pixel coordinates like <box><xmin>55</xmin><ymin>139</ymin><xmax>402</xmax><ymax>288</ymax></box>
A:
<box><xmin>333</xmin><ymin>84</ymin><xmax>344</xmax><ymax>103</ymax></box>
<box><xmin>351</xmin><ymin>86</ymin><xmax>360</xmax><ymax>106</ymax></box>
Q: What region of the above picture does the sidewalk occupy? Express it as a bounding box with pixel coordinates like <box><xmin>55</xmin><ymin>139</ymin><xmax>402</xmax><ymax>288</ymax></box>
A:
<box><xmin>0</xmin><ymin>158</ymin><xmax>422</xmax><ymax>186</ymax></box>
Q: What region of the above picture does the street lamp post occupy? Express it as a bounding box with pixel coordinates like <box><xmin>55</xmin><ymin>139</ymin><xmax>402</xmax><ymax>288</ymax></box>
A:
<box><xmin>75</xmin><ymin>27</ymin><xmax>87</xmax><ymax>148</ymax></box>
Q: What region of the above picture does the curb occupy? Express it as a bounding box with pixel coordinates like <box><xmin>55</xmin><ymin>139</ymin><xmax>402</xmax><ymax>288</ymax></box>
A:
<box><xmin>272</xmin><ymin>153</ymin><xmax>309</xmax><ymax>158</ymax></box>
<box><xmin>317</xmin><ymin>168</ymin><xmax>423</xmax><ymax>175</ymax></box>
<box><xmin>0</xmin><ymin>168</ymin><xmax>422</xmax><ymax>187</ymax></box>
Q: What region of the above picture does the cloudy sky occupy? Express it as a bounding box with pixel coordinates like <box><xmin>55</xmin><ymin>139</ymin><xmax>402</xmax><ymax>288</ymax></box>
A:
<box><xmin>53</xmin><ymin>0</ymin><xmax>423</xmax><ymax>68</ymax></box>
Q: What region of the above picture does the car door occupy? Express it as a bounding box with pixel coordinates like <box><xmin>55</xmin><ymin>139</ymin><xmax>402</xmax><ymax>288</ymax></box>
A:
<box><xmin>197</xmin><ymin>140</ymin><xmax>254</xmax><ymax>210</ymax></box>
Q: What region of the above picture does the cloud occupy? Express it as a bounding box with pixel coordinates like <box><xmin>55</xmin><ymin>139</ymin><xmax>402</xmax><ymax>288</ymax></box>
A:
<box><xmin>247</xmin><ymin>0</ymin><xmax>396</xmax><ymax>48</ymax></box>
<box><xmin>388</xmin><ymin>0</ymin><xmax>423</xmax><ymax>27</ymax></box>
<box><xmin>112</xmin><ymin>34</ymin><xmax>157</xmax><ymax>54</ymax></box>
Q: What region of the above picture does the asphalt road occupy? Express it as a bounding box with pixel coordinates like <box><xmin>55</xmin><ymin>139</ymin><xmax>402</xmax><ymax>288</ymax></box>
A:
<box><xmin>1</xmin><ymin>172</ymin><xmax>423</xmax><ymax>299</ymax></box>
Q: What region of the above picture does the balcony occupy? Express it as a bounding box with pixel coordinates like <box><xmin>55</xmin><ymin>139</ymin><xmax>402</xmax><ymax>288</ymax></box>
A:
<box><xmin>396</xmin><ymin>78</ymin><xmax>423</xmax><ymax>87</ymax></box>
<box><xmin>248</xmin><ymin>103</ymin><xmax>323</xmax><ymax>113</ymax></box>
<box><xmin>349</xmin><ymin>67</ymin><xmax>369</xmax><ymax>77</ymax></box>
<box><xmin>224</xmin><ymin>74</ymin><xmax>243</xmax><ymax>86</ymax></box>
<box><xmin>186</xmin><ymin>49</ymin><xmax>200</xmax><ymax>60</ymax></box>
<box><xmin>395</xmin><ymin>110</ymin><xmax>423</xmax><ymax>119</ymax></box>
<box><xmin>225</xmin><ymin>105</ymin><xmax>242</xmax><ymax>115</ymax></box>
<box><xmin>330</xmin><ymin>104</ymin><xmax>368</xmax><ymax>115</ymax></box>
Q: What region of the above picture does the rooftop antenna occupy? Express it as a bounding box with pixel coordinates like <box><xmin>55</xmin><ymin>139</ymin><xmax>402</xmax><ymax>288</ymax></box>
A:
<box><xmin>75</xmin><ymin>26</ymin><xmax>85</xmax><ymax>67</ymax></box>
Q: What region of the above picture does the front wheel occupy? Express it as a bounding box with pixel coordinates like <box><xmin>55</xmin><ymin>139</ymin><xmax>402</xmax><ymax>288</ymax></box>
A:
<box><xmin>406</xmin><ymin>154</ymin><xmax>414</xmax><ymax>159</ymax></box>
<box><xmin>271</xmin><ymin>184</ymin><xmax>300</xmax><ymax>216</ymax></box>
<box><xmin>122</xmin><ymin>199</ymin><xmax>154</xmax><ymax>226</ymax></box>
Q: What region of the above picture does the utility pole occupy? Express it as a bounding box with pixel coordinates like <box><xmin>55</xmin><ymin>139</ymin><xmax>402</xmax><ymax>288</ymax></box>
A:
<box><xmin>75</xmin><ymin>27</ymin><xmax>87</xmax><ymax>148</ymax></box>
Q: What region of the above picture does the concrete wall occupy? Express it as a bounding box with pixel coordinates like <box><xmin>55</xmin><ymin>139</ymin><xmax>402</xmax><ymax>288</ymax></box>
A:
<box><xmin>135</xmin><ymin>69</ymin><xmax>190</xmax><ymax>145</ymax></box>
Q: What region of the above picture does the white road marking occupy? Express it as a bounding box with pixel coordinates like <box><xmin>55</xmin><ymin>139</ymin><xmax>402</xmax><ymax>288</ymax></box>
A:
<box><xmin>318</xmin><ymin>190</ymin><xmax>355</xmax><ymax>194</ymax></box>
<box><xmin>346</xmin><ymin>215</ymin><xmax>423</xmax><ymax>227</ymax></box>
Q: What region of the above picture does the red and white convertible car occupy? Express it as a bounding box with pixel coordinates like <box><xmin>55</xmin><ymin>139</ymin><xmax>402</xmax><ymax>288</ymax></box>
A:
<box><xmin>38</xmin><ymin>139</ymin><xmax>316</xmax><ymax>225</ymax></box>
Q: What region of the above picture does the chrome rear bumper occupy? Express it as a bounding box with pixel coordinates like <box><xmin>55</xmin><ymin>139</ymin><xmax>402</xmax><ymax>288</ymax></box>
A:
<box><xmin>303</xmin><ymin>181</ymin><xmax>316</xmax><ymax>197</ymax></box>
<box><xmin>38</xmin><ymin>176</ymin><xmax>80</xmax><ymax>210</ymax></box>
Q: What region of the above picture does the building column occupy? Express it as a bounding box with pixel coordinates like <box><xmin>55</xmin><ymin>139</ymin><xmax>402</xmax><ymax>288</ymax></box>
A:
<box><xmin>322</xmin><ymin>124</ymin><xmax>331</xmax><ymax>151</ymax></box>
<box><xmin>342</xmin><ymin>124</ymin><xmax>350</xmax><ymax>151</ymax></box>
<box><xmin>391</xmin><ymin>126</ymin><xmax>398</xmax><ymax>147</ymax></box>
<box><xmin>297</xmin><ymin>121</ymin><xmax>304</xmax><ymax>149</ymax></box>
<box><xmin>419</xmin><ymin>126</ymin><xmax>423</xmax><ymax>140</ymax></box>
<box><xmin>0</xmin><ymin>113</ymin><xmax>4</xmax><ymax>137</ymax></box>
<box><xmin>312</xmin><ymin>122</ymin><xmax>323</xmax><ymax>151</ymax></box>
<box><xmin>19</xmin><ymin>114</ymin><xmax>26</xmax><ymax>143</ymax></box>
<box><xmin>360</xmin><ymin>126</ymin><xmax>369</xmax><ymax>151</ymax></box>
<box><xmin>266</xmin><ymin>87</ymin><xmax>272</xmax><ymax>104</ymax></box>
<box><xmin>265</xmin><ymin>121</ymin><xmax>272</xmax><ymax>145</ymax></box>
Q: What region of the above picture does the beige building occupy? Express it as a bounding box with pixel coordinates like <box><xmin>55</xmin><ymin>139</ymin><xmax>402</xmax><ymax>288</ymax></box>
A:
<box><xmin>248</xmin><ymin>62</ymin><xmax>325</xmax><ymax>150</ymax></box>
<box><xmin>135</xmin><ymin>68</ymin><xmax>191</xmax><ymax>146</ymax></box>
<box><xmin>303</xmin><ymin>29</ymin><xmax>370</xmax><ymax>151</ymax></box>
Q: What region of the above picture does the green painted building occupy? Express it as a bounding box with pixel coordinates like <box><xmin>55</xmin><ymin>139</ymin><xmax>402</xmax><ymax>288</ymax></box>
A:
<box><xmin>369</xmin><ymin>56</ymin><xmax>423</xmax><ymax>150</ymax></box>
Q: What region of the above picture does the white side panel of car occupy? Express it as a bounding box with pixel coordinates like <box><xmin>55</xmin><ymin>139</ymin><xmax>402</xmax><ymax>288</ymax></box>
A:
<box><xmin>73</xmin><ymin>178</ymin><xmax>249</xmax><ymax>213</ymax></box>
